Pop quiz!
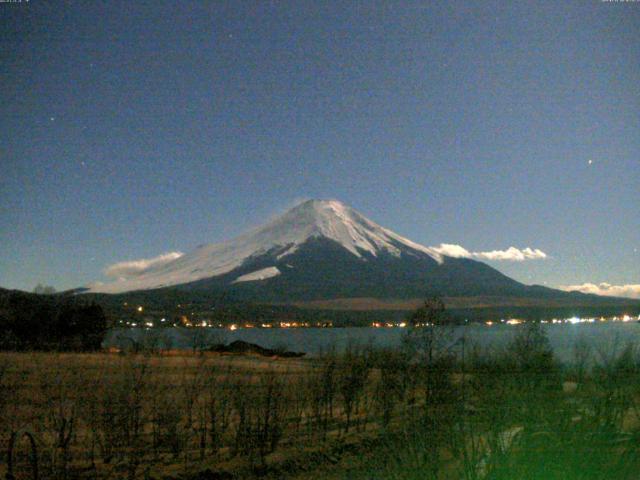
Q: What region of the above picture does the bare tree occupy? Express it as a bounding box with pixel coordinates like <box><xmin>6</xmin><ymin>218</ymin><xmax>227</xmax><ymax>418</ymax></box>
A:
<box><xmin>34</xmin><ymin>283</ymin><xmax>57</xmax><ymax>295</ymax></box>
<box><xmin>403</xmin><ymin>297</ymin><xmax>454</xmax><ymax>364</ymax></box>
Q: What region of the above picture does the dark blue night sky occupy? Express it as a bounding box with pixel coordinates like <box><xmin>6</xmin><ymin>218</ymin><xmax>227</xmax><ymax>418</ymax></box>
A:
<box><xmin>1</xmin><ymin>1</ymin><xmax>638</xmax><ymax>295</ymax></box>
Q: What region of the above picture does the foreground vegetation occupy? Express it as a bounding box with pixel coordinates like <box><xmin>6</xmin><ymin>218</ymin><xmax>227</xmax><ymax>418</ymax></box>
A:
<box><xmin>1</xmin><ymin>321</ymin><xmax>639</xmax><ymax>479</ymax></box>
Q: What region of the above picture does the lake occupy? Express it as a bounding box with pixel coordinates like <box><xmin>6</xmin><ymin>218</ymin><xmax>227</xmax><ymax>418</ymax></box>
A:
<box><xmin>104</xmin><ymin>321</ymin><xmax>640</xmax><ymax>364</ymax></box>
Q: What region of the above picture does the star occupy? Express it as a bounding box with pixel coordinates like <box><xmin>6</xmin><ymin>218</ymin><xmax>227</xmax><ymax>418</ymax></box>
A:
<box><xmin>588</xmin><ymin>159</ymin><xmax>593</xmax><ymax>165</ymax></box>
<box><xmin>50</xmin><ymin>116</ymin><xmax>55</xmax><ymax>122</ymax></box>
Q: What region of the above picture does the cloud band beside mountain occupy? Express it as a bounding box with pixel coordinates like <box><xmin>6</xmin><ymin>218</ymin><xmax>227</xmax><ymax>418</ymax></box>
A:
<box><xmin>430</xmin><ymin>243</ymin><xmax>547</xmax><ymax>261</ymax></box>
<box><xmin>103</xmin><ymin>243</ymin><xmax>547</xmax><ymax>281</ymax></box>
<box><xmin>105</xmin><ymin>252</ymin><xmax>184</xmax><ymax>279</ymax></box>
<box><xmin>559</xmin><ymin>283</ymin><xmax>640</xmax><ymax>299</ymax></box>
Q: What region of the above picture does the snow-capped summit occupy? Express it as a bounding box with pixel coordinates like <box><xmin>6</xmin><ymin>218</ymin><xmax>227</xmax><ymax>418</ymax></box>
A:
<box><xmin>241</xmin><ymin>199</ymin><xmax>442</xmax><ymax>261</ymax></box>
<box><xmin>88</xmin><ymin>199</ymin><xmax>444</xmax><ymax>294</ymax></box>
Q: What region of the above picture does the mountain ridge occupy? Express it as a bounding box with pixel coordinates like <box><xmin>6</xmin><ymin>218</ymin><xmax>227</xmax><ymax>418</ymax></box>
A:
<box><xmin>88</xmin><ymin>199</ymin><xmax>447</xmax><ymax>294</ymax></box>
<box><xmin>83</xmin><ymin>200</ymin><xmax>633</xmax><ymax>309</ymax></box>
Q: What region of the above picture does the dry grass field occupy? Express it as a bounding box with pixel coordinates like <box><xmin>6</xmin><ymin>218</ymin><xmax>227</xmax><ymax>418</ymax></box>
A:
<box><xmin>2</xmin><ymin>324</ymin><xmax>640</xmax><ymax>480</ymax></box>
<box><xmin>0</xmin><ymin>349</ymin><xmax>403</xmax><ymax>480</ymax></box>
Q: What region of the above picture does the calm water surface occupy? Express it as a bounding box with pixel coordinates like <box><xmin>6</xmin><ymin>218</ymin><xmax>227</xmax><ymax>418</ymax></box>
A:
<box><xmin>104</xmin><ymin>322</ymin><xmax>640</xmax><ymax>363</ymax></box>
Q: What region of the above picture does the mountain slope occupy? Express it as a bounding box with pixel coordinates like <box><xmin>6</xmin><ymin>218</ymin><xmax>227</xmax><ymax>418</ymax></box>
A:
<box><xmin>86</xmin><ymin>200</ymin><xmax>606</xmax><ymax>304</ymax></box>
<box><xmin>88</xmin><ymin>199</ymin><xmax>447</xmax><ymax>294</ymax></box>
<box><xmin>179</xmin><ymin>236</ymin><xmax>529</xmax><ymax>302</ymax></box>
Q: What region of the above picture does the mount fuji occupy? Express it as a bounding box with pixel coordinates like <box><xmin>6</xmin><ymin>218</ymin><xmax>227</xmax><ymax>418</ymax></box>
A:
<box><xmin>86</xmin><ymin>199</ymin><xmax>574</xmax><ymax>304</ymax></box>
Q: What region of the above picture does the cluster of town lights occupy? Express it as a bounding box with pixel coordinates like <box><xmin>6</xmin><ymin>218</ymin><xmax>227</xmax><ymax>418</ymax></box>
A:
<box><xmin>484</xmin><ymin>314</ymin><xmax>638</xmax><ymax>326</ymax></box>
<box><xmin>120</xmin><ymin>304</ymin><xmax>639</xmax><ymax>329</ymax></box>
<box><xmin>371</xmin><ymin>322</ymin><xmax>408</xmax><ymax>328</ymax></box>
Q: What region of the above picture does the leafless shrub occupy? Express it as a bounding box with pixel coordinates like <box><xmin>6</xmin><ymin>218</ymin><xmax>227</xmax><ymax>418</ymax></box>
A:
<box><xmin>204</xmin><ymin>365</ymin><xmax>234</xmax><ymax>456</ymax></box>
<box><xmin>285</xmin><ymin>373</ymin><xmax>309</xmax><ymax>436</ymax></box>
<box><xmin>571</xmin><ymin>335</ymin><xmax>593</xmax><ymax>386</ymax></box>
<box><xmin>38</xmin><ymin>361</ymin><xmax>79</xmax><ymax>479</ymax></box>
<box><xmin>253</xmin><ymin>370</ymin><xmax>287</xmax><ymax>466</ymax></box>
<box><xmin>150</xmin><ymin>381</ymin><xmax>185</xmax><ymax>459</ymax></box>
<box><xmin>337</xmin><ymin>343</ymin><xmax>370</xmax><ymax>433</ymax></box>
<box><xmin>178</xmin><ymin>356</ymin><xmax>210</xmax><ymax>468</ymax></box>
<box><xmin>373</xmin><ymin>348</ymin><xmax>410</xmax><ymax>428</ymax></box>
<box><xmin>307</xmin><ymin>351</ymin><xmax>337</xmax><ymax>439</ymax></box>
<box><xmin>95</xmin><ymin>355</ymin><xmax>149</xmax><ymax>478</ymax></box>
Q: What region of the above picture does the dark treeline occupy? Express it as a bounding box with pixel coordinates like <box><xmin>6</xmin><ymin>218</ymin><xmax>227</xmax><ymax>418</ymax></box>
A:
<box><xmin>0</xmin><ymin>288</ymin><xmax>107</xmax><ymax>351</ymax></box>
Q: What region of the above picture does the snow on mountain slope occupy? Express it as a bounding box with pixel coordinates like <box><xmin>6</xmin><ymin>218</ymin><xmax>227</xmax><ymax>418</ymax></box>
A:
<box><xmin>87</xmin><ymin>200</ymin><xmax>443</xmax><ymax>294</ymax></box>
<box><xmin>232</xmin><ymin>266</ymin><xmax>281</xmax><ymax>283</ymax></box>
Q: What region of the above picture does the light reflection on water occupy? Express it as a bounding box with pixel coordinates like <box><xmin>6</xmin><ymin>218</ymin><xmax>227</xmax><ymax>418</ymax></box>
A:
<box><xmin>104</xmin><ymin>322</ymin><xmax>640</xmax><ymax>363</ymax></box>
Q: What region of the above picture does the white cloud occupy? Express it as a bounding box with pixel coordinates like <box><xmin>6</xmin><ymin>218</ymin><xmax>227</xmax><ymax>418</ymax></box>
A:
<box><xmin>559</xmin><ymin>283</ymin><xmax>640</xmax><ymax>299</ymax></box>
<box><xmin>104</xmin><ymin>252</ymin><xmax>184</xmax><ymax>279</ymax></box>
<box><xmin>474</xmin><ymin>247</ymin><xmax>547</xmax><ymax>261</ymax></box>
<box><xmin>430</xmin><ymin>243</ymin><xmax>473</xmax><ymax>258</ymax></box>
<box><xmin>430</xmin><ymin>244</ymin><xmax>547</xmax><ymax>262</ymax></box>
